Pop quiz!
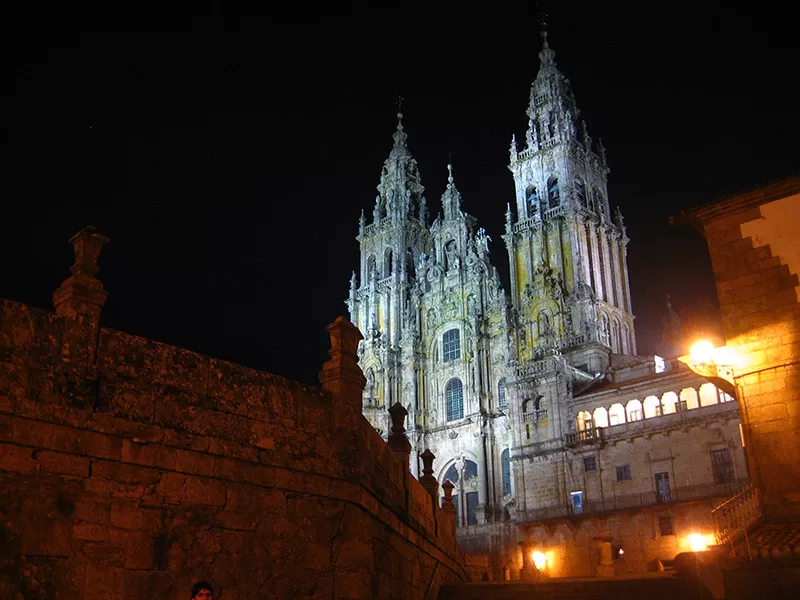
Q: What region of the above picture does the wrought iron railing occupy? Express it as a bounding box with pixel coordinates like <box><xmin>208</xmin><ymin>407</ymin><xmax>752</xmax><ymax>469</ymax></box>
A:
<box><xmin>711</xmin><ymin>484</ymin><xmax>762</xmax><ymax>548</ymax></box>
<box><xmin>518</xmin><ymin>479</ymin><xmax>748</xmax><ymax>524</ymax></box>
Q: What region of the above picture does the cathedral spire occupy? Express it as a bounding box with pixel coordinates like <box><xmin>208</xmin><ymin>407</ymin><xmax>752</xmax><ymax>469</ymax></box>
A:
<box><xmin>524</xmin><ymin>30</ymin><xmax>584</xmax><ymax>151</ymax></box>
<box><xmin>441</xmin><ymin>162</ymin><xmax>462</xmax><ymax>221</ymax></box>
<box><xmin>374</xmin><ymin>107</ymin><xmax>426</xmax><ymax>224</ymax></box>
<box><xmin>537</xmin><ymin>28</ymin><xmax>557</xmax><ymax>74</ymax></box>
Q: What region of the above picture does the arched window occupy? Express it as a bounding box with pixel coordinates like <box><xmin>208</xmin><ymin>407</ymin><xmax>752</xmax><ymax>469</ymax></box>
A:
<box><xmin>574</xmin><ymin>179</ymin><xmax>586</xmax><ymax>206</ymax></box>
<box><xmin>609</xmin><ymin>403</ymin><xmax>625</xmax><ymax>426</ymax></box>
<box><xmin>699</xmin><ymin>383</ymin><xmax>719</xmax><ymax>407</ymax></box>
<box><xmin>626</xmin><ymin>399</ymin><xmax>643</xmax><ymax>422</ymax></box>
<box><xmin>446</xmin><ymin>379</ymin><xmax>464</xmax><ymax>421</ymax></box>
<box><xmin>406</xmin><ymin>248</ymin><xmax>415</xmax><ymax>278</ymax></box>
<box><xmin>548</xmin><ymin>177</ymin><xmax>560</xmax><ymax>208</ymax></box>
<box><xmin>443</xmin><ymin>328</ymin><xmax>460</xmax><ymax>362</ymax></box>
<box><xmin>601</xmin><ymin>314</ymin><xmax>610</xmax><ymax>345</ymax></box>
<box><xmin>643</xmin><ymin>395</ymin><xmax>661</xmax><ymax>418</ymax></box>
<box><xmin>526</xmin><ymin>186</ymin><xmax>538</xmax><ymax>215</ymax></box>
<box><xmin>384</xmin><ymin>249</ymin><xmax>393</xmax><ymax>277</ymax></box>
<box><xmin>681</xmin><ymin>387</ymin><xmax>699</xmax><ymax>410</ymax></box>
<box><xmin>501</xmin><ymin>449</ymin><xmax>511</xmax><ymax>495</ymax></box>
<box><xmin>612</xmin><ymin>319</ymin><xmax>621</xmax><ymax>353</ymax></box>
<box><xmin>622</xmin><ymin>324</ymin><xmax>631</xmax><ymax>355</ymax></box>
<box><xmin>444</xmin><ymin>463</ymin><xmax>459</xmax><ymax>484</ymax></box>
<box><xmin>497</xmin><ymin>378</ymin><xmax>507</xmax><ymax>409</ymax></box>
<box><xmin>593</xmin><ymin>407</ymin><xmax>609</xmax><ymax>428</ymax></box>
<box><xmin>662</xmin><ymin>391</ymin><xmax>679</xmax><ymax>414</ymax></box>
<box><xmin>577</xmin><ymin>410</ymin><xmax>592</xmax><ymax>430</ymax></box>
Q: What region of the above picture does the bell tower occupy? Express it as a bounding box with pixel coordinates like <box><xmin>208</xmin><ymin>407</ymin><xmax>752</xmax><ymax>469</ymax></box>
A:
<box><xmin>346</xmin><ymin>112</ymin><xmax>430</xmax><ymax>436</ymax></box>
<box><xmin>504</xmin><ymin>31</ymin><xmax>635</xmax><ymax>371</ymax></box>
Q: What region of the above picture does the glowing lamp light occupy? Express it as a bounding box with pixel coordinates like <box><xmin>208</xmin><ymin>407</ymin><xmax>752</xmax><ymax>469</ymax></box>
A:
<box><xmin>689</xmin><ymin>340</ymin><xmax>715</xmax><ymax>364</ymax></box>
<box><xmin>686</xmin><ymin>533</ymin><xmax>714</xmax><ymax>552</ymax></box>
<box><xmin>531</xmin><ymin>551</ymin><xmax>547</xmax><ymax>570</ymax></box>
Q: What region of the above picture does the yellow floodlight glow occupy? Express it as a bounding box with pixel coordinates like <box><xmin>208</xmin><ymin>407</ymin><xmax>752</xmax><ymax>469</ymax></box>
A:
<box><xmin>686</xmin><ymin>533</ymin><xmax>714</xmax><ymax>552</ymax></box>
<box><xmin>689</xmin><ymin>340</ymin><xmax>715</xmax><ymax>364</ymax></box>
<box><xmin>532</xmin><ymin>551</ymin><xmax>547</xmax><ymax>570</ymax></box>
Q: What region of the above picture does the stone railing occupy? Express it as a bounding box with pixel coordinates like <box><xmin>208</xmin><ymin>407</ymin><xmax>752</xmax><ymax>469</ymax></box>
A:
<box><xmin>518</xmin><ymin>479</ymin><xmax>749</xmax><ymax>524</ymax></box>
<box><xmin>522</xmin><ymin>408</ymin><xmax>548</xmax><ymax>423</ymax></box>
<box><xmin>711</xmin><ymin>484</ymin><xmax>762</xmax><ymax>548</ymax></box>
<box><xmin>564</xmin><ymin>427</ymin><xmax>602</xmax><ymax>446</ymax></box>
<box><xmin>513</xmin><ymin>358</ymin><xmax>549</xmax><ymax>379</ymax></box>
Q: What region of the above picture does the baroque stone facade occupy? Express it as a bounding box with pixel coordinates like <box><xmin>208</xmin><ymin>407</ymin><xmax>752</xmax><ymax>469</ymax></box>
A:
<box><xmin>347</xmin><ymin>33</ymin><xmax>747</xmax><ymax>578</ymax></box>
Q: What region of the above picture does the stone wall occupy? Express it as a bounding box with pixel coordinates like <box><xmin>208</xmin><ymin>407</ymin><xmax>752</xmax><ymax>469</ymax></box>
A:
<box><xmin>0</xmin><ymin>228</ymin><xmax>467</xmax><ymax>599</ymax></box>
<box><xmin>682</xmin><ymin>175</ymin><xmax>800</xmax><ymax>518</ymax></box>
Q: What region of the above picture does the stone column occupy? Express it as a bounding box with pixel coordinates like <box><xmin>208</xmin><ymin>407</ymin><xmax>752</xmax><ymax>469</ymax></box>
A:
<box><xmin>52</xmin><ymin>226</ymin><xmax>110</xmax><ymax>364</ymax></box>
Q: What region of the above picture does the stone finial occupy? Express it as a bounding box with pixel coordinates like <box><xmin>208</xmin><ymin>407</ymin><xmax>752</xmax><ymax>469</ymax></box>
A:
<box><xmin>419</xmin><ymin>449</ymin><xmax>439</xmax><ymax>500</ymax></box>
<box><xmin>388</xmin><ymin>402</ymin><xmax>411</xmax><ymax>455</ymax></box>
<box><xmin>52</xmin><ymin>226</ymin><xmax>110</xmax><ymax>363</ymax></box>
<box><xmin>442</xmin><ymin>479</ymin><xmax>456</xmax><ymax>513</ymax></box>
<box><xmin>319</xmin><ymin>317</ymin><xmax>366</xmax><ymax>428</ymax></box>
<box><xmin>53</xmin><ymin>226</ymin><xmax>110</xmax><ymax>319</ymax></box>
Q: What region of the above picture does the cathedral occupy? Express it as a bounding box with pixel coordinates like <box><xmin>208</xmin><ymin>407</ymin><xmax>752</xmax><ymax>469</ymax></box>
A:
<box><xmin>346</xmin><ymin>32</ymin><xmax>745</xmax><ymax>577</ymax></box>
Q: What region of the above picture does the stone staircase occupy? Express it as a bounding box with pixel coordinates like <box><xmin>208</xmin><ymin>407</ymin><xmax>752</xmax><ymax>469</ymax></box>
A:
<box><xmin>438</xmin><ymin>574</ymin><xmax>711</xmax><ymax>600</ymax></box>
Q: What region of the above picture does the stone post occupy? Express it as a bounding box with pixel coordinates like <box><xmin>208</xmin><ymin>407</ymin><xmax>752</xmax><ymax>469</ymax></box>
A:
<box><xmin>594</xmin><ymin>535</ymin><xmax>615</xmax><ymax>578</ymax></box>
<box><xmin>387</xmin><ymin>401</ymin><xmax>411</xmax><ymax>458</ymax></box>
<box><xmin>52</xmin><ymin>226</ymin><xmax>109</xmax><ymax>364</ymax></box>
<box><xmin>519</xmin><ymin>540</ymin><xmax>540</xmax><ymax>581</ymax></box>
<box><xmin>441</xmin><ymin>480</ymin><xmax>456</xmax><ymax>514</ymax></box>
<box><xmin>419</xmin><ymin>449</ymin><xmax>439</xmax><ymax>501</ymax></box>
<box><xmin>319</xmin><ymin>317</ymin><xmax>366</xmax><ymax>430</ymax></box>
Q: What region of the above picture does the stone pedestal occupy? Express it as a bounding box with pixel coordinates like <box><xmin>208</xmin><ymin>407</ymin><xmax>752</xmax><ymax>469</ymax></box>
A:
<box><xmin>595</xmin><ymin>536</ymin><xmax>615</xmax><ymax>578</ymax></box>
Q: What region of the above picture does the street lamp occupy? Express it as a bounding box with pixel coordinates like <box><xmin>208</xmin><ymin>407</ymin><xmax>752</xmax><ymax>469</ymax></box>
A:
<box><xmin>680</xmin><ymin>340</ymin><xmax>736</xmax><ymax>398</ymax></box>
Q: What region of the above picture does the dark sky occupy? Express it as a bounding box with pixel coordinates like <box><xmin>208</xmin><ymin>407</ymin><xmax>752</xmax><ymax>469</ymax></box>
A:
<box><xmin>2</xmin><ymin>4</ymin><xmax>798</xmax><ymax>385</ymax></box>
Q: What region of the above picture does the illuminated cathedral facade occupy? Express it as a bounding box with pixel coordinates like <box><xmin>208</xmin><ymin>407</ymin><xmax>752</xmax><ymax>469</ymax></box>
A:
<box><xmin>346</xmin><ymin>33</ymin><xmax>745</xmax><ymax>575</ymax></box>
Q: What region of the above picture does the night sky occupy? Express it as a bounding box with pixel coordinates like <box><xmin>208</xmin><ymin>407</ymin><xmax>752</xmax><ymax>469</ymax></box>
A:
<box><xmin>2</xmin><ymin>4</ymin><xmax>798</xmax><ymax>385</ymax></box>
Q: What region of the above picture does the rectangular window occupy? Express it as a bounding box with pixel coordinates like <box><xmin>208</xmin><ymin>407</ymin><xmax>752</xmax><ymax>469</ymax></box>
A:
<box><xmin>498</xmin><ymin>379</ymin><xmax>507</xmax><ymax>409</ymax></box>
<box><xmin>501</xmin><ymin>449</ymin><xmax>511</xmax><ymax>495</ymax></box>
<box><xmin>466</xmin><ymin>491</ymin><xmax>479</xmax><ymax>526</ymax></box>
<box><xmin>655</xmin><ymin>472</ymin><xmax>670</xmax><ymax>503</ymax></box>
<box><xmin>583</xmin><ymin>456</ymin><xmax>597</xmax><ymax>472</ymax></box>
<box><xmin>443</xmin><ymin>329</ymin><xmax>460</xmax><ymax>362</ymax></box>
<box><xmin>711</xmin><ymin>448</ymin><xmax>734</xmax><ymax>483</ymax></box>
<box><xmin>616</xmin><ymin>464</ymin><xmax>631</xmax><ymax>481</ymax></box>
<box><xmin>658</xmin><ymin>516</ymin><xmax>674</xmax><ymax>536</ymax></box>
<box><xmin>570</xmin><ymin>491</ymin><xmax>584</xmax><ymax>514</ymax></box>
<box><xmin>629</xmin><ymin>409</ymin><xmax>642</xmax><ymax>422</ymax></box>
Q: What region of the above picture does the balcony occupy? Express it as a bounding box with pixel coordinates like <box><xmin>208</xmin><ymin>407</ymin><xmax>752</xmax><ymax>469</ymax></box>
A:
<box><xmin>517</xmin><ymin>479</ymin><xmax>749</xmax><ymax>524</ymax></box>
<box><xmin>564</xmin><ymin>427</ymin><xmax>602</xmax><ymax>446</ymax></box>
<box><xmin>523</xmin><ymin>408</ymin><xmax>548</xmax><ymax>424</ymax></box>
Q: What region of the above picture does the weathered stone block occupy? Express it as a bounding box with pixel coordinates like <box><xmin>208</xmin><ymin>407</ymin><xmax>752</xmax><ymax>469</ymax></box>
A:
<box><xmin>0</xmin><ymin>442</ymin><xmax>36</xmax><ymax>473</ymax></box>
<box><xmin>92</xmin><ymin>460</ymin><xmax>161</xmax><ymax>484</ymax></box>
<box><xmin>36</xmin><ymin>450</ymin><xmax>91</xmax><ymax>477</ymax></box>
<box><xmin>184</xmin><ymin>475</ymin><xmax>226</xmax><ymax>506</ymax></box>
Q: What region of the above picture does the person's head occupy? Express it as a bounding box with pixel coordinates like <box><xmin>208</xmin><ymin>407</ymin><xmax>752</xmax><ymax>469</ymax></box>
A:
<box><xmin>191</xmin><ymin>581</ymin><xmax>214</xmax><ymax>600</ymax></box>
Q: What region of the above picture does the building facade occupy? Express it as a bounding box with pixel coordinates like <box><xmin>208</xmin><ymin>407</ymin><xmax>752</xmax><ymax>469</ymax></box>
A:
<box><xmin>346</xmin><ymin>32</ymin><xmax>747</xmax><ymax>578</ymax></box>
